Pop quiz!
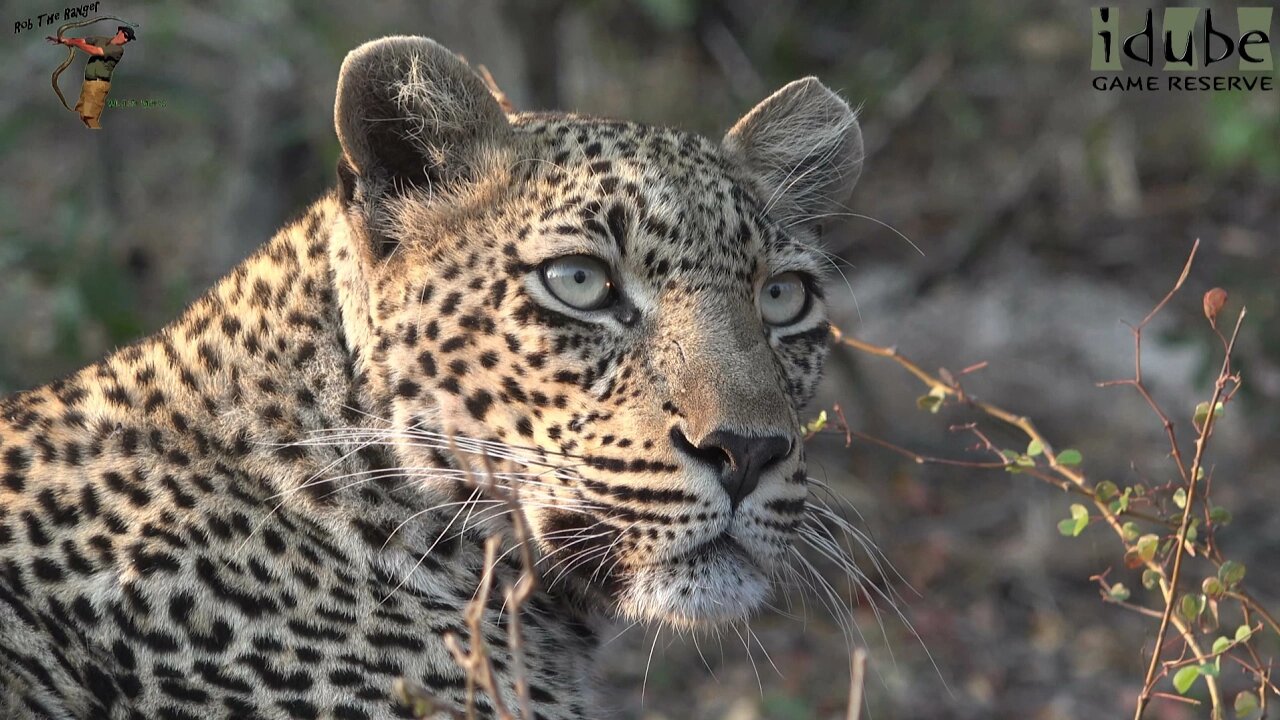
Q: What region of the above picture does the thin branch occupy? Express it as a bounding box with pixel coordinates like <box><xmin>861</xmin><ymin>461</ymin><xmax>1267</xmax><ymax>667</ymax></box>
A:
<box><xmin>830</xmin><ymin>331</ymin><xmax>1173</xmax><ymax>528</ymax></box>
<box><xmin>844</xmin><ymin>427</ymin><xmax>1008</xmax><ymax>469</ymax></box>
<box><xmin>829</xmin><ymin>239</ymin><xmax>1277</xmax><ymax>719</ymax></box>
<box><xmin>834</xmin><ymin>316</ymin><xmax>1226</xmax><ymax>707</ymax></box>
<box><xmin>846</xmin><ymin>647</ymin><xmax>867</xmax><ymax>720</ymax></box>
<box><xmin>444</xmin><ymin>535</ymin><xmax>515</xmax><ymax>720</ymax></box>
<box><xmin>1235</xmin><ymin>590</ymin><xmax>1280</xmax><ymax>639</ymax></box>
<box><xmin>1134</xmin><ymin>307</ymin><xmax>1245</xmax><ymax>720</ymax></box>
<box><xmin>436</xmin><ymin>452</ymin><xmax>540</xmax><ymax>720</ymax></box>
<box><xmin>1097</xmin><ymin>239</ymin><xmax>1201</xmax><ymax>484</ymax></box>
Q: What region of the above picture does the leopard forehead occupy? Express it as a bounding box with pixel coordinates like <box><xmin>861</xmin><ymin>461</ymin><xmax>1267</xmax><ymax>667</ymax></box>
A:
<box><xmin>520</xmin><ymin>114</ymin><xmax>827</xmax><ymax>264</ymax></box>
<box><xmin>385</xmin><ymin>113</ymin><xmax>829</xmax><ymax>279</ymax></box>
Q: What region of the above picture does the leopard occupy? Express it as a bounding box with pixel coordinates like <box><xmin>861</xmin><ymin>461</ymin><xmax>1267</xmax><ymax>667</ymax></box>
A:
<box><xmin>0</xmin><ymin>35</ymin><xmax>863</xmax><ymax>719</ymax></box>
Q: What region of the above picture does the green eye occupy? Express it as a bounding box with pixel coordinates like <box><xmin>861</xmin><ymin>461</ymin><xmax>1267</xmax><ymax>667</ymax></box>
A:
<box><xmin>541</xmin><ymin>255</ymin><xmax>614</xmax><ymax>310</ymax></box>
<box><xmin>759</xmin><ymin>272</ymin><xmax>809</xmax><ymax>326</ymax></box>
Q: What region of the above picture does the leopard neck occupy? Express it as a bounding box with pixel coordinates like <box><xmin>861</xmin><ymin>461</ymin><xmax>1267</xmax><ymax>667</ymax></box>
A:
<box><xmin>39</xmin><ymin>194</ymin><xmax>419</xmax><ymax>509</ymax></box>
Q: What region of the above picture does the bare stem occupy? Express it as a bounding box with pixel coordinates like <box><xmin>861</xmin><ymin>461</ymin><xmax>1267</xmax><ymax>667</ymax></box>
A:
<box><xmin>846</xmin><ymin>648</ymin><xmax>867</xmax><ymax>720</ymax></box>
<box><xmin>437</xmin><ymin>453</ymin><xmax>541</xmax><ymax>720</ymax></box>
<box><xmin>1134</xmin><ymin>307</ymin><xmax>1244</xmax><ymax>720</ymax></box>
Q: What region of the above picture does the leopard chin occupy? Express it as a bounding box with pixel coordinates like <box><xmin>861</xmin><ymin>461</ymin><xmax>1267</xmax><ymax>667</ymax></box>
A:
<box><xmin>614</xmin><ymin>537</ymin><xmax>773</xmax><ymax>629</ymax></box>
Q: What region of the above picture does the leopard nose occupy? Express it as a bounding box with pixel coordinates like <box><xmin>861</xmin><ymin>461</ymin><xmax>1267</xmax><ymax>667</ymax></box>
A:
<box><xmin>672</xmin><ymin>427</ymin><xmax>793</xmax><ymax>509</ymax></box>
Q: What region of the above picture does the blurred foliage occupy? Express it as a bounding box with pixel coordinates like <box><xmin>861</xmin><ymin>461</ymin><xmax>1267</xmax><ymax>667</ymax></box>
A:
<box><xmin>1206</xmin><ymin>92</ymin><xmax>1280</xmax><ymax>179</ymax></box>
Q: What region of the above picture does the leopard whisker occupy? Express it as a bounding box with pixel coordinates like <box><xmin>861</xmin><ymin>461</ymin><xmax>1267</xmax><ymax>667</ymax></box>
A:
<box><xmin>640</xmin><ymin>625</ymin><xmax>664</xmax><ymax>709</ymax></box>
<box><xmin>590</xmin><ymin>520</ymin><xmax>641</xmax><ymax>584</ymax></box>
<box><xmin>381</xmin><ymin>488</ymin><xmax>490</xmax><ymax>604</ymax></box>
<box><xmin>806</xmin><ymin>492</ymin><xmax>917</xmax><ymax>605</ymax></box>
<box><xmin>783</xmin><ymin>209</ymin><xmax>925</xmax><ymax>257</ymax></box>
<box><xmin>796</xmin><ymin>524</ymin><xmax>889</xmax><ymax>655</ymax></box>
<box><xmin>229</xmin><ymin>424</ymin><xmax>396</xmax><ymax>564</ymax></box>
<box><xmin>761</xmin><ymin>119</ymin><xmax>853</xmax><ymax>218</ymax></box>
<box><xmin>731</xmin><ymin>621</ymin><xmax>764</xmax><ymax>697</ymax></box>
<box><xmin>800</xmin><ymin>515</ymin><xmax>934</xmax><ymax>679</ymax></box>
<box><xmin>787</xmin><ymin>546</ymin><xmax>859</xmax><ymax>647</ymax></box>
<box><xmin>690</xmin><ymin>630</ymin><xmax>717</xmax><ymax>681</ymax></box>
<box><xmin>545</xmin><ymin>547</ymin><xmax>613</xmax><ymax>592</ymax></box>
<box><xmin>594</xmin><ymin>523</ymin><xmax>643</xmax><ymax>585</ymax></box>
<box><xmin>305</xmin><ymin>421</ymin><xmax>591</xmax><ymax>463</ymax></box>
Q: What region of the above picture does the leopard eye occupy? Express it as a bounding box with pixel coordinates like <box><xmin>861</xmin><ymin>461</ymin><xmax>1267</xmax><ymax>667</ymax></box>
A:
<box><xmin>759</xmin><ymin>272</ymin><xmax>808</xmax><ymax>326</ymax></box>
<box><xmin>541</xmin><ymin>255</ymin><xmax>614</xmax><ymax>310</ymax></box>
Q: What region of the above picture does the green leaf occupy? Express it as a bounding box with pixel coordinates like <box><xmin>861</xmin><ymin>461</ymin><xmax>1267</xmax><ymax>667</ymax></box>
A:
<box><xmin>1219</xmin><ymin>561</ymin><xmax>1247</xmax><ymax>588</ymax></box>
<box><xmin>1212</xmin><ymin>636</ymin><xmax>1232</xmax><ymax>655</ymax></box>
<box><xmin>1094</xmin><ymin>480</ymin><xmax>1119</xmax><ymax>503</ymax></box>
<box><xmin>1235</xmin><ymin>625</ymin><xmax>1252</xmax><ymax>643</ymax></box>
<box><xmin>1179</xmin><ymin>594</ymin><xmax>1205</xmax><ymax>623</ymax></box>
<box><xmin>1194</xmin><ymin>401</ymin><xmax>1226</xmax><ymax>427</ymax></box>
<box><xmin>1002</xmin><ymin>449</ymin><xmax>1034</xmax><ymax>474</ymax></box>
<box><xmin>1121</xmin><ymin>522</ymin><xmax>1140</xmax><ymax>542</ymax></box>
<box><xmin>1026</xmin><ymin>439</ymin><xmax>1044</xmax><ymax>457</ymax></box>
<box><xmin>1109</xmin><ymin>487</ymin><xmax>1133</xmax><ymax>514</ymax></box>
<box><xmin>917</xmin><ymin>387</ymin><xmax>947</xmax><ymax>414</ymax></box>
<box><xmin>1058</xmin><ymin>504</ymin><xmax>1089</xmax><ymax>537</ymax></box>
<box><xmin>1194</xmin><ymin>402</ymin><xmax>1211</xmax><ymax>426</ymax></box>
<box><xmin>1056</xmin><ymin>449</ymin><xmax>1083</xmax><ymax>466</ymax></box>
<box><xmin>1142</xmin><ymin>569</ymin><xmax>1161</xmax><ymax>590</ymax></box>
<box><xmin>1234</xmin><ymin>691</ymin><xmax>1259</xmax><ymax>717</ymax></box>
<box><xmin>1108</xmin><ymin>583</ymin><xmax>1130</xmax><ymax>602</ymax></box>
<box><xmin>1185</xmin><ymin>519</ymin><xmax>1199</xmax><ymax>543</ymax></box>
<box><xmin>1173</xmin><ymin>665</ymin><xmax>1201</xmax><ymax>694</ymax></box>
<box><xmin>1202</xmin><ymin>577</ymin><xmax>1225</xmax><ymax>597</ymax></box>
<box><xmin>1137</xmin><ymin>534</ymin><xmax>1160</xmax><ymax>563</ymax></box>
<box><xmin>1198</xmin><ymin>662</ymin><xmax>1219</xmax><ymax>678</ymax></box>
<box><xmin>804</xmin><ymin>410</ymin><xmax>828</xmax><ymax>434</ymax></box>
<box><xmin>1210</xmin><ymin>506</ymin><xmax>1233</xmax><ymax>525</ymax></box>
<box><xmin>1173</xmin><ymin>488</ymin><xmax>1187</xmax><ymax>509</ymax></box>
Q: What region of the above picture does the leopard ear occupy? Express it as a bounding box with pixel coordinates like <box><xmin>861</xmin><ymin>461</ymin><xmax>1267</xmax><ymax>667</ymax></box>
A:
<box><xmin>722</xmin><ymin>78</ymin><xmax>863</xmax><ymax>232</ymax></box>
<box><xmin>334</xmin><ymin>36</ymin><xmax>509</xmax><ymax>200</ymax></box>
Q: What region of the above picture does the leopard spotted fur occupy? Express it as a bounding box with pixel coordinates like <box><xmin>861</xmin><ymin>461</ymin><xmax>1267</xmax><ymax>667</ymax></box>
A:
<box><xmin>0</xmin><ymin>36</ymin><xmax>863</xmax><ymax>719</ymax></box>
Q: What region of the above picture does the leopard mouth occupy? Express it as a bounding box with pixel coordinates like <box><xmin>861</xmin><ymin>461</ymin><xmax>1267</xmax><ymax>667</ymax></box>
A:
<box><xmin>531</xmin><ymin>498</ymin><xmax>783</xmax><ymax>628</ymax></box>
<box><xmin>611</xmin><ymin>531</ymin><xmax>772</xmax><ymax>628</ymax></box>
<box><xmin>680</xmin><ymin>533</ymin><xmax>748</xmax><ymax>563</ymax></box>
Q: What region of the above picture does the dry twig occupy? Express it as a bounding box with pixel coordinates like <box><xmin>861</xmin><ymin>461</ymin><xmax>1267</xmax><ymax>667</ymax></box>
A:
<box><xmin>399</xmin><ymin>439</ymin><xmax>539</xmax><ymax>720</ymax></box>
<box><xmin>846</xmin><ymin>647</ymin><xmax>868</xmax><ymax>720</ymax></box>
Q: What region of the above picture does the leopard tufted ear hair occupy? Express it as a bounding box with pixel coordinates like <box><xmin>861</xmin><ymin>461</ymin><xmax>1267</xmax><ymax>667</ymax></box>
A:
<box><xmin>334</xmin><ymin>36</ymin><xmax>510</xmax><ymax>208</ymax></box>
<box><xmin>722</xmin><ymin>77</ymin><xmax>863</xmax><ymax>234</ymax></box>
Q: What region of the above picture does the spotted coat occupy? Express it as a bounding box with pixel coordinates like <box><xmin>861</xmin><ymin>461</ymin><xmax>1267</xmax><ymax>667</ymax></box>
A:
<box><xmin>0</xmin><ymin>36</ymin><xmax>863</xmax><ymax>719</ymax></box>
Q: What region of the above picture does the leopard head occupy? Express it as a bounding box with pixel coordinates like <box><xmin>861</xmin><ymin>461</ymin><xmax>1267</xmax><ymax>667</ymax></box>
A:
<box><xmin>331</xmin><ymin>37</ymin><xmax>862</xmax><ymax>628</ymax></box>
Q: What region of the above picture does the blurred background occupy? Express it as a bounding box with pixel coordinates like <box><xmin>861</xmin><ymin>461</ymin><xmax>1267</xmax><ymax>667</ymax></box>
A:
<box><xmin>2</xmin><ymin>1</ymin><xmax>1278</xmax><ymax>717</ymax></box>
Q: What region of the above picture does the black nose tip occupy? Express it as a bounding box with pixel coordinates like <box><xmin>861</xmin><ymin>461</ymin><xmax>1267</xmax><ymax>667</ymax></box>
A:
<box><xmin>671</xmin><ymin>427</ymin><xmax>792</xmax><ymax>508</ymax></box>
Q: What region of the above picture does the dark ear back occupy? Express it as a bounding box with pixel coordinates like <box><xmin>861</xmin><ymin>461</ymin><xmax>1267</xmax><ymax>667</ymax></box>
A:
<box><xmin>334</xmin><ymin>36</ymin><xmax>509</xmax><ymax>198</ymax></box>
<box><xmin>722</xmin><ymin>78</ymin><xmax>863</xmax><ymax>232</ymax></box>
